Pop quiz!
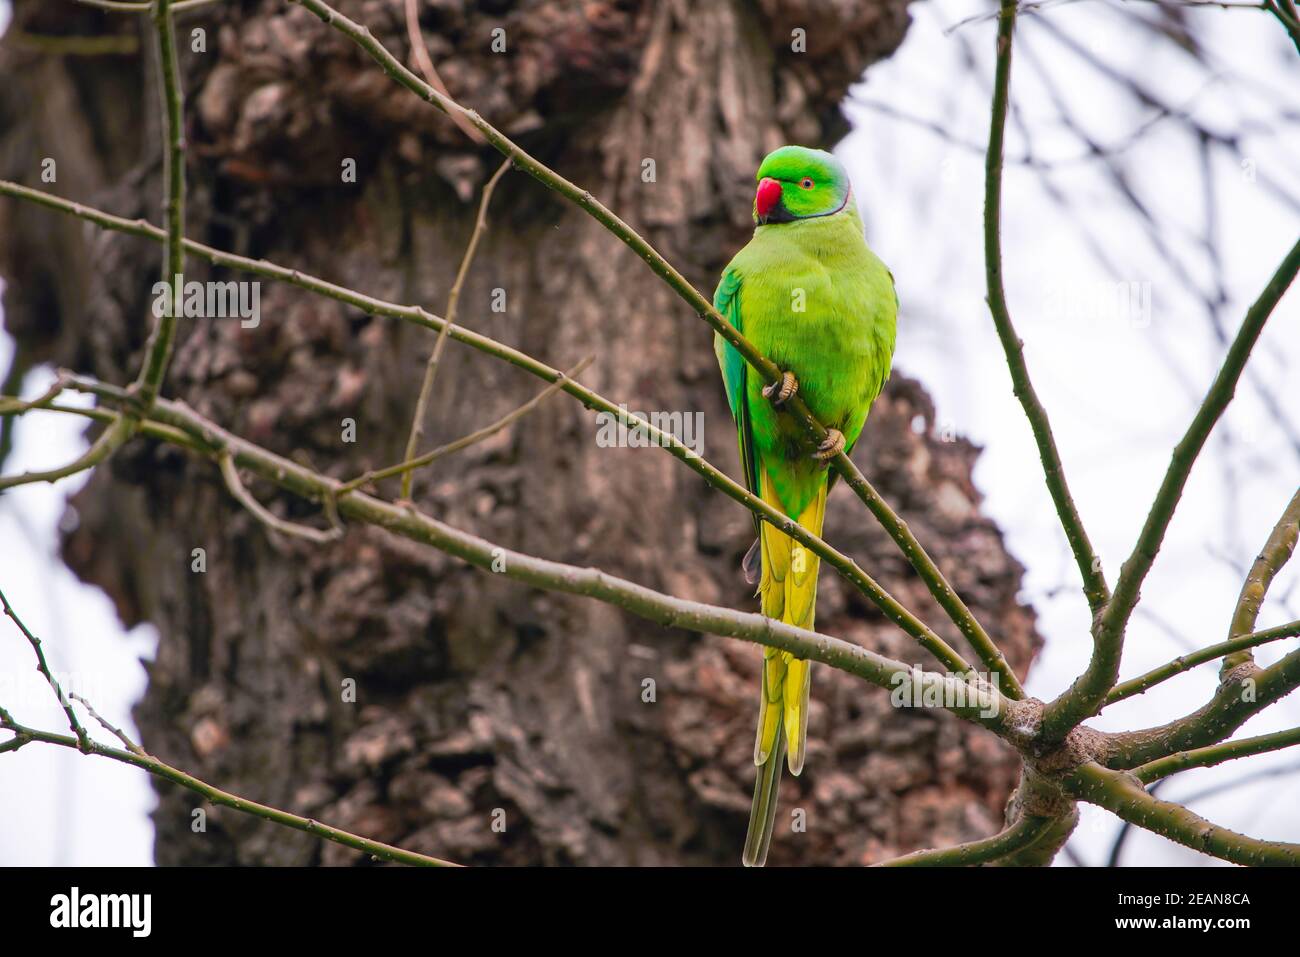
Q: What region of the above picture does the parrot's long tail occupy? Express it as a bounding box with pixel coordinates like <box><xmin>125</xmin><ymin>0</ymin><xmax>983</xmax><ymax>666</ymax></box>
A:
<box><xmin>742</xmin><ymin>474</ymin><xmax>827</xmax><ymax>867</ymax></box>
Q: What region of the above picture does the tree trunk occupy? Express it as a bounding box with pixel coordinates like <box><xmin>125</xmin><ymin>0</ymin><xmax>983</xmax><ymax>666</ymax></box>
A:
<box><xmin>0</xmin><ymin>0</ymin><xmax>1041</xmax><ymax>865</ymax></box>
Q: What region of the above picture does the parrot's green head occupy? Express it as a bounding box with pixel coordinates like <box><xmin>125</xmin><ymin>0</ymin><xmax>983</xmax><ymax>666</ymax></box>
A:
<box><xmin>752</xmin><ymin>146</ymin><xmax>851</xmax><ymax>226</ymax></box>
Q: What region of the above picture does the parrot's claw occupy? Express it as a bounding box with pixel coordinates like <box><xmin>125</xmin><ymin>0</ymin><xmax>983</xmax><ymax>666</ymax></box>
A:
<box><xmin>762</xmin><ymin>371</ymin><xmax>798</xmax><ymax>407</ymax></box>
<box><xmin>812</xmin><ymin>428</ymin><xmax>845</xmax><ymax>465</ymax></box>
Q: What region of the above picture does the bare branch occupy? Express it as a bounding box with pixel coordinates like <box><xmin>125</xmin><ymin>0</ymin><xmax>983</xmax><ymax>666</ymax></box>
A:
<box><xmin>1107</xmin><ymin>617</ymin><xmax>1300</xmax><ymax>704</ymax></box>
<box><xmin>0</xmin><ymin>415</ymin><xmax>133</xmax><ymax>492</ymax></box>
<box><xmin>132</xmin><ymin>0</ymin><xmax>186</xmax><ymax>409</ymax></box>
<box><xmin>400</xmin><ymin>157</ymin><xmax>511</xmax><ymax>500</ymax></box>
<box><xmin>1067</xmin><ymin>761</ymin><xmax>1300</xmax><ymax>864</ymax></box>
<box><xmin>0</xmin><ymin>586</ymin><xmax>90</xmax><ymax>751</ymax></box>
<box><xmin>2</xmin><ymin>374</ymin><xmax>69</xmax><ymax>413</ymax></box>
<box><xmin>345</xmin><ymin>356</ymin><xmax>594</xmax><ymax>495</ymax></box>
<box><xmin>1221</xmin><ymin>487</ymin><xmax>1300</xmax><ymax>672</ymax></box>
<box><xmin>70</xmin><ymin>0</ymin><xmax>223</xmax><ymax>13</ymax></box>
<box><xmin>0</xmin><ymin>718</ymin><xmax>457</xmax><ymax>866</ymax></box>
<box><xmin>218</xmin><ymin>450</ymin><xmax>342</xmax><ymax>545</ymax></box>
<box><xmin>401</xmin><ymin>0</ymin><xmax>485</xmax><ymax>145</ymax></box>
<box><xmin>983</xmin><ymin>0</ymin><xmax>1110</xmax><ymax>616</ymax></box>
<box><xmin>874</xmin><ymin>814</ymin><xmax>1058</xmax><ymax>866</ymax></box>
<box><xmin>1135</xmin><ymin>725</ymin><xmax>1300</xmax><ymax>784</ymax></box>
<box><xmin>1</xmin><ymin>398</ymin><xmax>205</xmax><ymax>452</ymax></box>
<box><xmin>1106</xmin><ymin>645</ymin><xmax>1300</xmax><ymax>768</ymax></box>
<box><xmin>1263</xmin><ymin>0</ymin><xmax>1300</xmax><ymax>51</ymax></box>
<box><xmin>69</xmin><ymin>692</ymin><xmax>145</xmax><ymax>756</ymax></box>
<box><xmin>1105</xmin><ymin>777</ymin><xmax>1173</xmax><ymax>867</ymax></box>
<box><xmin>4</xmin><ymin>31</ymin><xmax>141</xmax><ymax>57</ymax></box>
<box><xmin>0</xmin><ymin>0</ymin><xmax>191</xmax><ymax>493</ymax></box>
<box><xmin>0</xmin><ymin>578</ymin><xmax>443</xmax><ymax>861</ymax></box>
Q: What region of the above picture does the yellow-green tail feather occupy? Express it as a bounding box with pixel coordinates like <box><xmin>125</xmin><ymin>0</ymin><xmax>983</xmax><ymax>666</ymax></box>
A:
<box><xmin>743</xmin><ymin>708</ymin><xmax>786</xmax><ymax>867</ymax></box>
<box><xmin>743</xmin><ymin>474</ymin><xmax>826</xmax><ymax>866</ymax></box>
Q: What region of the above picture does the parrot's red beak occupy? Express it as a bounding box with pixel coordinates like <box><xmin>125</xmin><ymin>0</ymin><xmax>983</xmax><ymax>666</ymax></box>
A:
<box><xmin>754</xmin><ymin>177</ymin><xmax>782</xmax><ymax>220</ymax></box>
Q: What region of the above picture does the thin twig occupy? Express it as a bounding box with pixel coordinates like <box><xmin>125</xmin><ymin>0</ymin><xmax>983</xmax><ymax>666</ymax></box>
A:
<box><xmin>0</xmin><ymin>717</ymin><xmax>457</xmax><ymax>866</ymax></box>
<box><xmin>402</xmin><ymin>0</ymin><xmax>485</xmax><ymax>144</ymax></box>
<box><xmin>69</xmin><ymin>692</ymin><xmax>145</xmax><ymax>756</ymax></box>
<box><xmin>1106</xmin><ymin>778</ymin><xmax>1172</xmax><ymax>866</ymax></box>
<box><xmin>0</xmin><ymin>371</ymin><xmax>122</xmax><ymax>492</ymax></box>
<box><xmin>1106</xmin><ymin>645</ymin><xmax>1300</xmax><ymax>769</ymax></box>
<box><xmin>7</xmin><ymin>374</ymin><xmax>69</xmax><ymax>413</ymax></box>
<box><xmin>218</xmin><ymin>450</ymin><xmax>342</xmax><ymax>544</ymax></box>
<box><xmin>0</xmin><ymin>415</ymin><xmax>133</xmax><ymax>492</ymax></box>
<box><xmin>946</xmin><ymin>0</ymin><xmax>1282</xmax><ymax>34</ymax></box>
<box><xmin>0</xmin><ymin>398</ymin><xmax>206</xmax><ymax>450</ymax></box>
<box><xmin>1066</xmin><ymin>761</ymin><xmax>1300</xmax><ymax>864</ymax></box>
<box><xmin>1</xmin><ymin>0</ymin><xmax>189</xmax><ymax>492</ymax></box>
<box><xmin>49</xmin><ymin>373</ymin><xmax>972</xmax><ymax>677</ymax></box>
<box><xmin>874</xmin><ymin>814</ymin><xmax>1056</xmax><ymax>866</ymax></box>
<box><xmin>1107</xmin><ymin>618</ymin><xmax>1300</xmax><ymax>704</ymax></box>
<box><xmin>1263</xmin><ymin>0</ymin><xmax>1300</xmax><ymax>51</ymax></box>
<box><xmin>1135</xmin><ymin>726</ymin><xmax>1300</xmax><ymax>784</ymax></box>
<box><xmin>3</xmin><ymin>32</ymin><xmax>140</xmax><ymax>56</ymax></box>
<box><xmin>982</xmin><ymin>0</ymin><xmax>1110</xmax><ymax>616</ymax></box>
<box><xmin>70</xmin><ymin>0</ymin><xmax>224</xmax><ymax>12</ymax></box>
<box><xmin>0</xmin><ymin>586</ymin><xmax>91</xmax><ymax>751</ymax></box>
<box><xmin>345</xmin><ymin>355</ymin><xmax>594</xmax><ymax>495</ymax></box>
<box><xmin>1221</xmin><ymin>487</ymin><xmax>1300</xmax><ymax>673</ymax></box>
<box><xmin>400</xmin><ymin>157</ymin><xmax>512</xmax><ymax>501</ymax></box>
<box><xmin>132</xmin><ymin>0</ymin><xmax>187</xmax><ymax>409</ymax></box>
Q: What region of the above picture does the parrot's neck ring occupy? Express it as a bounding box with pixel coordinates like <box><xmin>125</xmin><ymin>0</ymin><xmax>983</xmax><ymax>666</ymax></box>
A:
<box><xmin>798</xmin><ymin>184</ymin><xmax>851</xmax><ymax>221</ymax></box>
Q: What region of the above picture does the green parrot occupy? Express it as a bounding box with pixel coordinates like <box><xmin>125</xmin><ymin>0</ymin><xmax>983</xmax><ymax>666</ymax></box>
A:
<box><xmin>713</xmin><ymin>145</ymin><xmax>897</xmax><ymax>867</ymax></box>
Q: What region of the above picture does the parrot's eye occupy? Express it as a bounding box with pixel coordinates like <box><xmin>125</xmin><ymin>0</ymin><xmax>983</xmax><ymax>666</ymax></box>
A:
<box><xmin>799</xmin><ymin>177</ymin><xmax>814</xmax><ymax>189</ymax></box>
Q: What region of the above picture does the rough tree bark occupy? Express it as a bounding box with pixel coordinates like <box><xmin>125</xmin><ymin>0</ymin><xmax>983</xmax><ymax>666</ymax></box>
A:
<box><xmin>0</xmin><ymin>0</ymin><xmax>1041</xmax><ymax>865</ymax></box>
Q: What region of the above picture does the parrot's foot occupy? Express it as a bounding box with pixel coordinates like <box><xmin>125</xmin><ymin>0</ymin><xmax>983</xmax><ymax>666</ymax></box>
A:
<box><xmin>762</xmin><ymin>371</ymin><xmax>798</xmax><ymax>407</ymax></box>
<box><xmin>812</xmin><ymin>428</ymin><xmax>845</xmax><ymax>464</ymax></box>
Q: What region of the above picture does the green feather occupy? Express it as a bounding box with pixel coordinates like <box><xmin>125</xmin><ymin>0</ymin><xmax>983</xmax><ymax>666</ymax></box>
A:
<box><xmin>713</xmin><ymin>268</ymin><xmax>761</xmax><ymax>548</ymax></box>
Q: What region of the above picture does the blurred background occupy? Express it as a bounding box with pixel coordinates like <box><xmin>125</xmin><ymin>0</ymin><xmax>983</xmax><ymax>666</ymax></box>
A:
<box><xmin>0</xmin><ymin>0</ymin><xmax>1297</xmax><ymax>865</ymax></box>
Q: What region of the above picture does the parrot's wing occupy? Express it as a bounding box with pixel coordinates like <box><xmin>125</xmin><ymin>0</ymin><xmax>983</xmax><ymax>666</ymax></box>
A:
<box><xmin>828</xmin><ymin>263</ymin><xmax>900</xmax><ymax>493</ymax></box>
<box><xmin>713</xmin><ymin>266</ymin><xmax>763</xmax><ymax>579</ymax></box>
<box><xmin>712</xmin><ymin>267</ymin><xmax>748</xmax><ymax>430</ymax></box>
